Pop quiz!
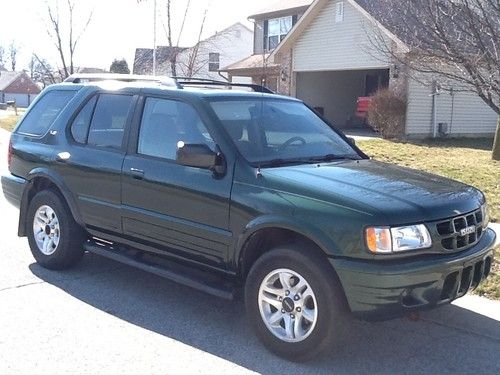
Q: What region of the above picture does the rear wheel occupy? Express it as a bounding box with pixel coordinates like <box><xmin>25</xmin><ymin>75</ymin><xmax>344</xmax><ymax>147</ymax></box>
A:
<box><xmin>245</xmin><ymin>245</ymin><xmax>349</xmax><ymax>362</ymax></box>
<box><xmin>27</xmin><ymin>190</ymin><xmax>85</xmax><ymax>270</ymax></box>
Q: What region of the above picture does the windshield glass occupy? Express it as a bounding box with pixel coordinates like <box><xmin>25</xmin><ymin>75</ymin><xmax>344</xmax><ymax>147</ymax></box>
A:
<box><xmin>209</xmin><ymin>98</ymin><xmax>360</xmax><ymax>166</ymax></box>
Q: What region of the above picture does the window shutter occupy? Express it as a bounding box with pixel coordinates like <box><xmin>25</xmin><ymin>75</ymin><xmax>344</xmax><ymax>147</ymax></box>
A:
<box><xmin>292</xmin><ymin>15</ymin><xmax>298</xmax><ymax>26</ymax></box>
<box><xmin>335</xmin><ymin>2</ymin><xmax>344</xmax><ymax>23</ymax></box>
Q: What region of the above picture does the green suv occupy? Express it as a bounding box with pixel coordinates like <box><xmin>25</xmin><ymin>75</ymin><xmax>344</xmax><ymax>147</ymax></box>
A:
<box><xmin>2</xmin><ymin>74</ymin><xmax>496</xmax><ymax>361</ymax></box>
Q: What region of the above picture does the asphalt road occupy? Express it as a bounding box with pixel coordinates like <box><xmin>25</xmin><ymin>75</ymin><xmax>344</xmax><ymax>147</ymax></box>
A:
<box><xmin>0</xmin><ymin>129</ymin><xmax>499</xmax><ymax>374</ymax></box>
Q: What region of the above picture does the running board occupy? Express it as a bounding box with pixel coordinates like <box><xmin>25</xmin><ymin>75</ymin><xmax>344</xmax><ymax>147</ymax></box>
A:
<box><xmin>84</xmin><ymin>242</ymin><xmax>236</xmax><ymax>300</ymax></box>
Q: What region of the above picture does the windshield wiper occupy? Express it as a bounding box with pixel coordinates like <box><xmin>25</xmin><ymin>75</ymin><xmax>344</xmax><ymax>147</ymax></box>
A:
<box><xmin>258</xmin><ymin>158</ymin><xmax>312</xmax><ymax>168</ymax></box>
<box><xmin>258</xmin><ymin>155</ymin><xmax>360</xmax><ymax>168</ymax></box>
<box><xmin>309</xmin><ymin>154</ymin><xmax>361</xmax><ymax>163</ymax></box>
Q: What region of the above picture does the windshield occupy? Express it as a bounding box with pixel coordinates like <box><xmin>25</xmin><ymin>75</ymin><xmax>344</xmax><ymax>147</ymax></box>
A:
<box><xmin>209</xmin><ymin>98</ymin><xmax>361</xmax><ymax>166</ymax></box>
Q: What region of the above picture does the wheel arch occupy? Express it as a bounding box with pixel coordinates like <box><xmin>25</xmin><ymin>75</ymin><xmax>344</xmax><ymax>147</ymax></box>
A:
<box><xmin>235</xmin><ymin>216</ymin><xmax>340</xmax><ymax>280</ymax></box>
<box><xmin>18</xmin><ymin>168</ymin><xmax>85</xmax><ymax>236</ymax></box>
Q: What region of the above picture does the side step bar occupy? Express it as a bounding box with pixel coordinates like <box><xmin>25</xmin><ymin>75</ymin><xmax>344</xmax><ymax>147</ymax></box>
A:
<box><xmin>84</xmin><ymin>242</ymin><xmax>236</xmax><ymax>300</ymax></box>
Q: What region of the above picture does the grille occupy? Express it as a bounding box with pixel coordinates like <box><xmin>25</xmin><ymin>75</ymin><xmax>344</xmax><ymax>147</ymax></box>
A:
<box><xmin>435</xmin><ymin>208</ymin><xmax>483</xmax><ymax>251</ymax></box>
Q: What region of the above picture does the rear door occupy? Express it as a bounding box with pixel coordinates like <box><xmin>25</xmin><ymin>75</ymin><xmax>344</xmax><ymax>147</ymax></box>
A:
<box><xmin>55</xmin><ymin>92</ymin><xmax>136</xmax><ymax>233</ymax></box>
<box><xmin>121</xmin><ymin>96</ymin><xmax>233</xmax><ymax>267</ymax></box>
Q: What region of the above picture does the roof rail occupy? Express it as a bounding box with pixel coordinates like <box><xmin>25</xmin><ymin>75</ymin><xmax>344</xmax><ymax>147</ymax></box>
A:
<box><xmin>173</xmin><ymin>77</ymin><xmax>274</xmax><ymax>94</ymax></box>
<box><xmin>64</xmin><ymin>73</ymin><xmax>179</xmax><ymax>88</ymax></box>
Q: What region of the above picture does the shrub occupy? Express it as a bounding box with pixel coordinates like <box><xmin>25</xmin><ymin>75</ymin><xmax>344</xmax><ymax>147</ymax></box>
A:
<box><xmin>367</xmin><ymin>88</ymin><xmax>407</xmax><ymax>138</ymax></box>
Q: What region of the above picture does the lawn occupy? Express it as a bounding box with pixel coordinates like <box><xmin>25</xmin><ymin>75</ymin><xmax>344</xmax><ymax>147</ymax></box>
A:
<box><xmin>0</xmin><ymin>113</ymin><xmax>21</xmax><ymax>132</ymax></box>
<box><xmin>358</xmin><ymin>138</ymin><xmax>499</xmax><ymax>300</ymax></box>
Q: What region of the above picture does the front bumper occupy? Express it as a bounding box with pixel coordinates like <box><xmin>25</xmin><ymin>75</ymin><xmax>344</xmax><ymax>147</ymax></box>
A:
<box><xmin>331</xmin><ymin>228</ymin><xmax>496</xmax><ymax>321</ymax></box>
<box><xmin>1</xmin><ymin>173</ymin><xmax>26</xmax><ymax>209</ymax></box>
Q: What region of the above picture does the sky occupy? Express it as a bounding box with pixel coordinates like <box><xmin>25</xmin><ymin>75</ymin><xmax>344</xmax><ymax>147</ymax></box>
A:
<box><xmin>0</xmin><ymin>0</ymin><xmax>270</xmax><ymax>72</ymax></box>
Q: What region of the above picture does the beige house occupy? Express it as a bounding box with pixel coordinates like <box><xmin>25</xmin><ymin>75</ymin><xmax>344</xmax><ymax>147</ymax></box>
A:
<box><xmin>221</xmin><ymin>0</ymin><xmax>312</xmax><ymax>92</ymax></box>
<box><xmin>227</xmin><ymin>0</ymin><xmax>498</xmax><ymax>137</ymax></box>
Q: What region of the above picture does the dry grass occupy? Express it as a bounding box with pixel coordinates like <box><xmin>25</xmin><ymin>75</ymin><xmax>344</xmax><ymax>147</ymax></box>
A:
<box><xmin>475</xmin><ymin>252</ymin><xmax>500</xmax><ymax>300</ymax></box>
<box><xmin>0</xmin><ymin>113</ymin><xmax>21</xmax><ymax>132</ymax></box>
<box><xmin>358</xmin><ymin>138</ymin><xmax>499</xmax><ymax>300</ymax></box>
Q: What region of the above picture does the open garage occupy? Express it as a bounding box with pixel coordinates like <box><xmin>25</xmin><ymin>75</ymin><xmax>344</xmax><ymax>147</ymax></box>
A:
<box><xmin>296</xmin><ymin>68</ymin><xmax>389</xmax><ymax>129</ymax></box>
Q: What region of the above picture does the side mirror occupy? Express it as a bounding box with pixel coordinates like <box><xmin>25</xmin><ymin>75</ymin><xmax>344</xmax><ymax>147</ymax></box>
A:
<box><xmin>176</xmin><ymin>142</ymin><xmax>226</xmax><ymax>176</ymax></box>
<box><xmin>347</xmin><ymin>137</ymin><xmax>356</xmax><ymax>146</ymax></box>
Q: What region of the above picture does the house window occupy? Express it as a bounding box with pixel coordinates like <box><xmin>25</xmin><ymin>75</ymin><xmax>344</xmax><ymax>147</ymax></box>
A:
<box><xmin>265</xmin><ymin>16</ymin><xmax>293</xmax><ymax>51</ymax></box>
<box><xmin>208</xmin><ymin>53</ymin><xmax>220</xmax><ymax>72</ymax></box>
<box><xmin>335</xmin><ymin>2</ymin><xmax>344</xmax><ymax>23</ymax></box>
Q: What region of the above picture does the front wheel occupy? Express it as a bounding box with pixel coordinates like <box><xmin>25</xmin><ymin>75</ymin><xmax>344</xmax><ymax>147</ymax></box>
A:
<box><xmin>27</xmin><ymin>190</ymin><xmax>85</xmax><ymax>270</ymax></box>
<box><xmin>245</xmin><ymin>245</ymin><xmax>349</xmax><ymax>362</ymax></box>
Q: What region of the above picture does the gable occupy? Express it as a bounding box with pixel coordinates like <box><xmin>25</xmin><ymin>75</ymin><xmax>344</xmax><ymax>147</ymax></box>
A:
<box><xmin>0</xmin><ymin>72</ymin><xmax>40</xmax><ymax>94</ymax></box>
<box><xmin>293</xmin><ymin>0</ymin><xmax>391</xmax><ymax>71</ymax></box>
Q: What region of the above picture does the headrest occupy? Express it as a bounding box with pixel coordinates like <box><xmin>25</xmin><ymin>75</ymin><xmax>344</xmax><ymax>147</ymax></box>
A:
<box><xmin>224</xmin><ymin>120</ymin><xmax>244</xmax><ymax>141</ymax></box>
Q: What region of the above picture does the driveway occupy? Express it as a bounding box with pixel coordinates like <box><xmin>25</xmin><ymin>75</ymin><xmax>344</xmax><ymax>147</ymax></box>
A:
<box><xmin>0</xmin><ymin>129</ymin><xmax>499</xmax><ymax>374</ymax></box>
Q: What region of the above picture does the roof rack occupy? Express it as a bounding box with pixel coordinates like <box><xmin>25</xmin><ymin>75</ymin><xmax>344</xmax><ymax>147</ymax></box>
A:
<box><xmin>64</xmin><ymin>73</ymin><xmax>179</xmax><ymax>88</ymax></box>
<box><xmin>173</xmin><ymin>77</ymin><xmax>274</xmax><ymax>94</ymax></box>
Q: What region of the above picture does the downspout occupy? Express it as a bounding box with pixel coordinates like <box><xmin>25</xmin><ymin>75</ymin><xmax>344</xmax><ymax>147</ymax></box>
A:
<box><xmin>449</xmin><ymin>87</ymin><xmax>455</xmax><ymax>135</ymax></box>
<box><xmin>430</xmin><ymin>81</ymin><xmax>440</xmax><ymax>138</ymax></box>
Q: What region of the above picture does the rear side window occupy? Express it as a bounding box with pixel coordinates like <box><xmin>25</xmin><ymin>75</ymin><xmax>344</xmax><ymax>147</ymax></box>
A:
<box><xmin>17</xmin><ymin>90</ymin><xmax>76</xmax><ymax>136</ymax></box>
<box><xmin>71</xmin><ymin>96</ymin><xmax>97</xmax><ymax>143</ymax></box>
<box><xmin>86</xmin><ymin>94</ymin><xmax>134</xmax><ymax>149</ymax></box>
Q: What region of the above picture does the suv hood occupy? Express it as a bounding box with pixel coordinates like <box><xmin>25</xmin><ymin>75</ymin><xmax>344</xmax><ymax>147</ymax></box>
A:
<box><xmin>262</xmin><ymin>159</ymin><xmax>483</xmax><ymax>224</ymax></box>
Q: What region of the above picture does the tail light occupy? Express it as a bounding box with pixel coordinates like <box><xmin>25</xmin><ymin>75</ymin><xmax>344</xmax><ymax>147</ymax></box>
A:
<box><xmin>7</xmin><ymin>137</ymin><xmax>13</xmax><ymax>170</ymax></box>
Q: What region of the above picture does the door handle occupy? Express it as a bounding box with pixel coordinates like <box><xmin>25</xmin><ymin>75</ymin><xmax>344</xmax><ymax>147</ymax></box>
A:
<box><xmin>129</xmin><ymin>168</ymin><xmax>145</xmax><ymax>180</ymax></box>
<box><xmin>56</xmin><ymin>151</ymin><xmax>71</xmax><ymax>162</ymax></box>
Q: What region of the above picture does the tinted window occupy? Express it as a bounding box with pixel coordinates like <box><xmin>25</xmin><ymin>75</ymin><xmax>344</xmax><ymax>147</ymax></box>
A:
<box><xmin>87</xmin><ymin>94</ymin><xmax>134</xmax><ymax>149</ymax></box>
<box><xmin>70</xmin><ymin>96</ymin><xmax>97</xmax><ymax>144</ymax></box>
<box><xmin>17</xmin><ymin>90</ymin><xmax>76</xmax><ymax>136</ymax></box>
<box><xmin>210</xmin><ymin>99</ymin><xmax>358</xmax><ymax>164</ymax></box>
<box><xmin>138</xmin><ymin>98</ymin><xmax>214</xmax><ymax>160</ymax></box>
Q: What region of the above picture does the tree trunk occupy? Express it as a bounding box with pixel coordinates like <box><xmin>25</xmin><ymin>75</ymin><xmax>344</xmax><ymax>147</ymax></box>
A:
<box><xmin>493</xmin><ymin>118</ymin><xmax>500</xmax><ymax>161</ymax></box>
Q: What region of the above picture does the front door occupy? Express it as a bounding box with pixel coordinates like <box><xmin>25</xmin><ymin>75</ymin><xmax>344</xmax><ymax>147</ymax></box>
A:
<box><xmin>121</xmin><ymin>96</ymin><xmax>233</xmax><ymax>268</ymax></box>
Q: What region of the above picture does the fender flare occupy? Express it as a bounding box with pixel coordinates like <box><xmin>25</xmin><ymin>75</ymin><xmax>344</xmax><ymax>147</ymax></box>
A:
<box><xmin>234</xmin><ymin>214</ymin><xmax>339</xmax><ymax>272</ymax></box>
<box><xmin>18</xmin><ymin>168</ymin><xmax>85</xmax><ymax>236</ymax></box>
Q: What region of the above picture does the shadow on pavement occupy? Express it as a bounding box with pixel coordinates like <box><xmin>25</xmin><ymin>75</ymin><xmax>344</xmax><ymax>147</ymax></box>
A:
<box><xmin>30</xmin><ymin>253</ymin><xmax>500</xmax><ymax>375</ymax></box>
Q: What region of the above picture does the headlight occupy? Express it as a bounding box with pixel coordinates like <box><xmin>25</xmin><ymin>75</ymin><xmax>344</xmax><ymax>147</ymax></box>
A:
<box><xmin>365</xmin><ymin>224</ymin><xmax>432</xmax><ymax>254</ymax></box>
<box><xmin>481</xmin><ymin>202</ymin><xmax>490</xmax><ymax>228</ymax></box>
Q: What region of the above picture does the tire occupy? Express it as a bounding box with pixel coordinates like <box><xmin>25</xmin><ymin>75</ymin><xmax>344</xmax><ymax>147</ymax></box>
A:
<box><xmin>245</xmin><ymin>245</ymin><xmax>349</xmax><ymax>362</ymax></box>
<box><xmin>27</xmin><ymin>190</ymin><xmax>85</xmax><ymax>270</ymax></box>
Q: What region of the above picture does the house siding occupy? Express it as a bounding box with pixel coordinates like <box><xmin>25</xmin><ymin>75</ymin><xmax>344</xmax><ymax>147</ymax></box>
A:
<box><xmin>1</xmin><ymin>93</ymin><xmax>38</xmax><ymax>108</ymax></box>
<box><xmin>406</xmin><ymin>77</ymin><xmax>497</xmax><ymax>136</ymax></box>
<box><xmin>175</xmin><ymin>23</ymin><xmax>253</xmax><ymax>81</ymax></box>
<box><xmin>293</xmin><ymin>0</ymin><xmax>390</xmax><ymax>71</ymax></box>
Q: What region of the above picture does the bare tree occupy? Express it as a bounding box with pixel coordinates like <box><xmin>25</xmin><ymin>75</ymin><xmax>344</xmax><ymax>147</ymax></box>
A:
<box><xmin>44</xmin><ymin>0</ymin><xmax>93</xmax><ymax>79</ymax></box>
<box><xmin>0</xmin><ymin>46</ymin><xmax>6</xmax><ymax>69</ymax></box>
<box><xmin>9</xmin><ymin>42</ymin><xmax>18</xmax><ymax>71</ymax></box>
<box><xmin>181</xmin><ymin>9</ymin><xmax>208</xmax><ymax>77</ymax></box>
<box><xmin>138</xmin><ymin>0</ymin><xmax>209</xmax><ymax>76</ymax></box>
<box><xmin>31</xmin><ymin>54</ymin><xmax>58</xmax><ymax>88</ymax></box>
<box><xmin>367</xmin><ymin>0</ymin><xmax>500</xmax><ymax>159</ymax></box>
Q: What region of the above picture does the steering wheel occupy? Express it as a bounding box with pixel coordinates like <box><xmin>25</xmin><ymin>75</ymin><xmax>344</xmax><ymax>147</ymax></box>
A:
<box><xmin>277</xmin><ymin>136</ymin><xmax>307</xmax><ymax>152</ymax></box>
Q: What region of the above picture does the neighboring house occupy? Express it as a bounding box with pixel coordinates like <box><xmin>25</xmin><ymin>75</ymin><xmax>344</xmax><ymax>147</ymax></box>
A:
<box><xmin>0</xmin><ymin>71</ymin><xmax>41</xmax><ymax>108</ymax></box>
<box><xmin>265</xmin><ymin>0</ymin><xmax>497</xmax><ymax>136</ymax></box>
<box><xmin>133</xmin><ymin>23</ymin><xmax>253</xmax><ymax>82</ymax></box>
<box><xmin>133</xmin><ymin>46</ymin><xmax>186</xmax><ymax>75</ymax></box>
<box><xmin>222</xmin><ymin>0</ymin><xmax>312</xmax><ymax>92</ymax></box>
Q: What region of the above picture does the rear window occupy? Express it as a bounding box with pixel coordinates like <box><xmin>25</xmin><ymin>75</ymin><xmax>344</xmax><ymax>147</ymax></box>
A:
<box><xmin>16</xmin><ymin>90</ymin><xmax>76</xmax><ymax>136</ymax></box>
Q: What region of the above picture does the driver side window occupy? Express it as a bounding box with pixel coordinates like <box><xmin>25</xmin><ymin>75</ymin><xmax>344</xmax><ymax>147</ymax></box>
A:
<box><xmin>138</xmin><ymin>98</ymin><xmax>215</xmax><ymax>160</ymax></box>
